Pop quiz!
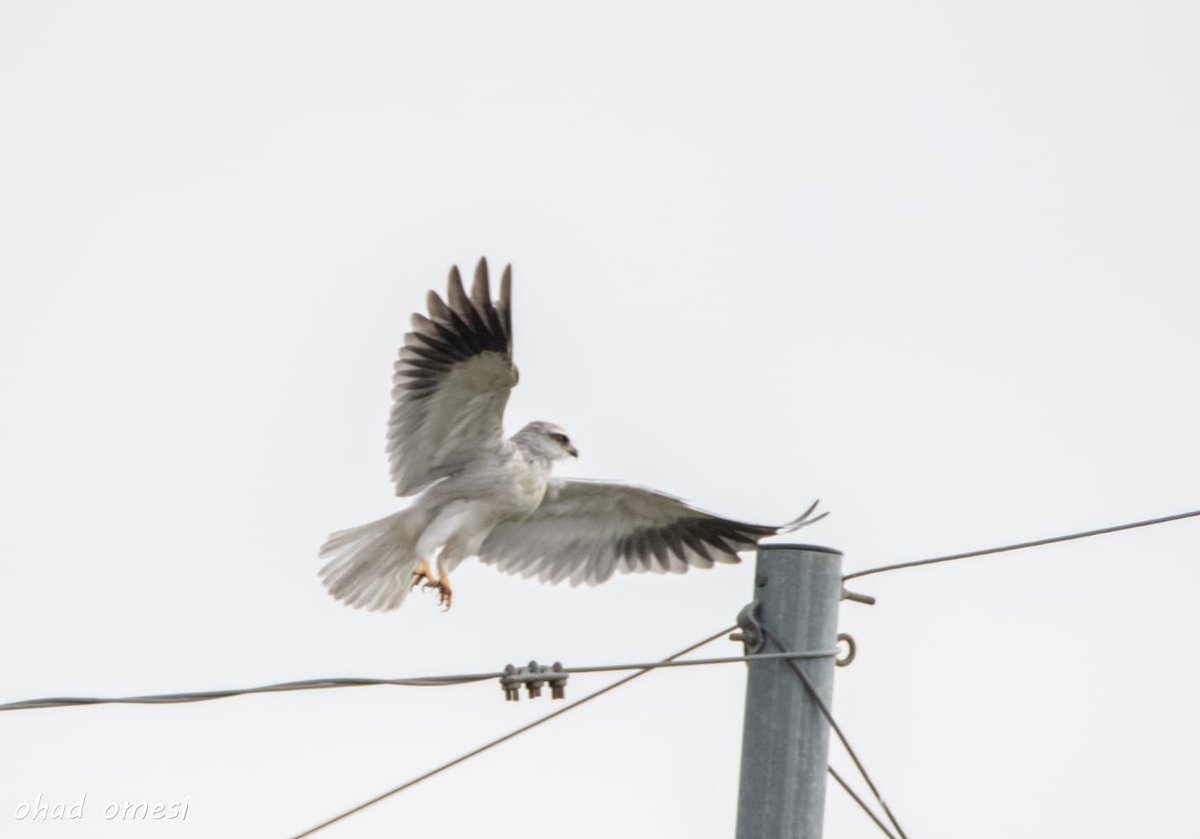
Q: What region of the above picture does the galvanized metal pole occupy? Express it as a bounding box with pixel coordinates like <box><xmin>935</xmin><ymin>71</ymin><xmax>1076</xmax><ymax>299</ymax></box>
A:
<box><xmin>735</xmin><ymin>544</ymin><xmax>843</xmax><ymax>839</ymax></box>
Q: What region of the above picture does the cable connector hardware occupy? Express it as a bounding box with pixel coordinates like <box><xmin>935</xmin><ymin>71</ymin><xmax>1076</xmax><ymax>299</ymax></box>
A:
<box><xmin>500</xmin><ymin>661</ymin><xmax>567</xmax><ymax>702</ymax></box>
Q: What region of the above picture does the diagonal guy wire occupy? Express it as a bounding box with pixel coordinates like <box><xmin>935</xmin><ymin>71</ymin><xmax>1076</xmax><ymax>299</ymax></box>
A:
<box><xmin>762</xmin><ymin>627</ymin><xmax>911</xmax><ymax>839</ymax></box>
<box><xmin>289</xmin><ymin>626</ymin><xmax>737</xmax><ymax>838</ymax></box>
<box><xmin>829</xmin><ymin>766</ymin><xmax>898</xmax><ymax>839</ymax></box>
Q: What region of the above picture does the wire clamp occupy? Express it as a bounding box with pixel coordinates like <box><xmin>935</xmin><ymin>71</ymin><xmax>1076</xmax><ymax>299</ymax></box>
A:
<box><xmin>729</xmin><ymin>601</ymin><xmax>765</xmax><ymax>654</ymax></box>
<box><xmin>501</xmin><ymin>661</ymin><xmax>567</xmax><ymax>702</ymax></box>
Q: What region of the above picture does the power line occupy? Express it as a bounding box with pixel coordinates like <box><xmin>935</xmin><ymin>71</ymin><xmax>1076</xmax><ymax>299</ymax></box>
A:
<box><xmin>0</xmin><ymin>675</ymin><xmax>493</xmax><ymax>712</ymax></box>
<box><xmin>844</xmin><ymin>507</ymin><xmax>1200</xmax><ymax>581</ymax></box>
<box><xmin>763</xmin><ymin>627</ymin><xmax>910</xmax><ymax>839</ymax></box>
<box><xmin>0</xmin><ymin>649</ymin><xmax>836</xmax><ymax>713</ymax></box>
<box><xmin>290</xmin><ymin>626</ymin><xmax>736</xmax><ymax>839</ymax></box>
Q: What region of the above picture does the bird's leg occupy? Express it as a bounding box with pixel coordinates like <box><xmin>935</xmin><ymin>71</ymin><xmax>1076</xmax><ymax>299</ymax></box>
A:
<box><xmin>410</xmin><ymin>561</ymin><xmax>437</xmax><ymax>591</ymax></box>
<box><xmin>434</xmin><ymin>568</ymin><xmax>453</xmax><ymax>610</ymax></box>
<box><xmin>424</xmin><ymin>556</ymin><xmax>453</xmax><ymax>610</ymax></box>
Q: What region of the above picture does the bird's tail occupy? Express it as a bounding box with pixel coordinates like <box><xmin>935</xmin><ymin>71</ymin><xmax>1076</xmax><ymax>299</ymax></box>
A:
<box><xmin>318</xmin><ymin>508</ymin><xmax>428</xmax><ymax>612</ymax></box>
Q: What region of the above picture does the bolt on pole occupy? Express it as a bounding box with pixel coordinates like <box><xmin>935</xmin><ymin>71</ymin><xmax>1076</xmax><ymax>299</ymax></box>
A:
<box><xmin>734</xmin><ymin>544</ymin><xmax>843</xmax><ymax>839</ymax></box>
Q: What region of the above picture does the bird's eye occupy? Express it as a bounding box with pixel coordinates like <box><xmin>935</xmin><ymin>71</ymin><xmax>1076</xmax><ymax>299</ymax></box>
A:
<box><xmin>550</xmin><ymin>433</ymin><xmax>568</xmax><ymax>445</ymax></box>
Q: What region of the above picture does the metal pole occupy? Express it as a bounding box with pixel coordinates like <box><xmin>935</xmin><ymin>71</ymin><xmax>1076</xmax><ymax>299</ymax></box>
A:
<box><xmin>735</xmin><ymin>544</ymin><xmax>843</xmax><ymax>839</ymax></box>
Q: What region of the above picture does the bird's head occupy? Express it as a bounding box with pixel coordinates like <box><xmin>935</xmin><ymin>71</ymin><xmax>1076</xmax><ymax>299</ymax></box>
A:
<box><xmin>517</xmin><ymin>421</ymin><xmax>578</xmax><ymax>461</ymax></box>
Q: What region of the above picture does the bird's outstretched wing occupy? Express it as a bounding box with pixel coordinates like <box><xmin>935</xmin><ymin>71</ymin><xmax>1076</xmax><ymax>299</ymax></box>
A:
<box><xmin>387</xmin><ymin>259</ymin><xmax>517</xmax><ymax>496</ymax></box>
<box><xmin>478</xmin><ymin>479</ymin><xmax>826</xmax><ymax>586</ymax></box>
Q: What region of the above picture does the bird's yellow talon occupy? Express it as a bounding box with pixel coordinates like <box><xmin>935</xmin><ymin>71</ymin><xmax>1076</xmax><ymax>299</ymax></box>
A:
<box><xmin>410</xmin><ymin>562</ymin><xmax>436</xmax><ymax>591</ymax></box>
<box><xmin>436</xmin><ymin>574</ymin><xmax>453</xmax><ymax>610</ymax></box>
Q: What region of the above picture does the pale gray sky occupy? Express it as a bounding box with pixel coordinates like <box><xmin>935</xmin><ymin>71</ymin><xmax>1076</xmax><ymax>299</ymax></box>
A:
<box><xmin>2</xmin><ymin>1</ymin><xmax>1198</xmax><ymax>836</ymax></box>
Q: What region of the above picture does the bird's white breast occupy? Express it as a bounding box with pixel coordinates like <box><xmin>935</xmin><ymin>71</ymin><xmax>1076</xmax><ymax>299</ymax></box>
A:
<box><xmin>504</xmin><ymin>450</ymin><xmax>552</xmax><ymax>516</ymax></box>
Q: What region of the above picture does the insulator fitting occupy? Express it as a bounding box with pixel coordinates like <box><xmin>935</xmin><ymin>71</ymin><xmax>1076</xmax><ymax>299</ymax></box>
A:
<box><xmin>501</xmin><ymin>664</ymin><xmax>521</xmax><ymax>701</ymax></box>
<box><xmin>549</xmin><ymin>662</ymin><xmax>567</xmax><ymax>699</ymax></box>
<box><xmin>525</xmin><ymin>659</ymin><xmax>545</xmax><ymax>699</ymax></box>
<box><xmin>500</xmin><ymin>661</ymin><xmax>568</xmax><ymax>702</ymax></box>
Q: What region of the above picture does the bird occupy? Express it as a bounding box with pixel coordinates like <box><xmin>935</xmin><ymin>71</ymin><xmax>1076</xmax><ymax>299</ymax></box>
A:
<box><xmin>318</xmin><ymin>259</ymin><xmax>825</xmax><ymax>611</ymax></box>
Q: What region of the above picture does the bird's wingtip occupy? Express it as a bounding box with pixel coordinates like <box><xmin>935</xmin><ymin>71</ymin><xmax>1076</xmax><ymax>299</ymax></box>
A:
<box><xmin>779</xmin><ymin>499</ymin><xmax>828</xmax><ymax>532</ymax></box>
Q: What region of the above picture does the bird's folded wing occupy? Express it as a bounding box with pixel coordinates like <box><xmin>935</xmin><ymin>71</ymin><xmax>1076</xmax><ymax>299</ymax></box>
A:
<box><xmin>387</xmin><ymin>259</ymin><xmax>518</xmax><ymax>496</ymax></box>
<box><xmin>478</xmin><ymin>478</ymin><xmax>826</xmax><ymax>586</ymax></box>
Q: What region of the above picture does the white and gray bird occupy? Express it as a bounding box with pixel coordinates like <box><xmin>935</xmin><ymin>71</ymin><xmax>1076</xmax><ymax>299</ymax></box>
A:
<box><xmin>318</xmin><ymin>259</ymin><xmax>825</xmax><ymax>611</ymax></box>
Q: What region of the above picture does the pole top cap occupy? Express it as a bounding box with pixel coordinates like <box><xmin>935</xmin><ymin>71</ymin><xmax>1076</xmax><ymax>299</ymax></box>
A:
<box><xmin>758</xmin><ymin>543</ymin><xmax>843</xmax><ymax>556</ymax></box>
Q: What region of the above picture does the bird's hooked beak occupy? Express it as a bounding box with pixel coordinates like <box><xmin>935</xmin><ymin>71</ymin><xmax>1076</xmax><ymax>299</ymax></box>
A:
<box><xmin>566</xmin><ymin>444</ymin><xmax>578</xmax><ymax>458</ymax></box>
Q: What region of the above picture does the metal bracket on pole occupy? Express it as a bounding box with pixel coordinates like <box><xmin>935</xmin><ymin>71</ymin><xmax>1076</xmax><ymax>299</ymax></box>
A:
<box><xmin>500</xmin><ymin>661</ymin><xmax>567</xmax><ymax>702</ymax></box>
<box><xmin>835</xmin><ymin>633</ymin><xmax>857</xmax><ymax>668</ymax></box>
<box><xmin>841</xmin><ymin>588</ymin><xmax>876</xmax><ymax>606</ymax></box>
<box><xmin>729</xmin><ymin>601</ymin><xmax>766</xmax><ymax>654</ymax></box>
